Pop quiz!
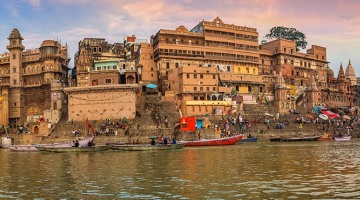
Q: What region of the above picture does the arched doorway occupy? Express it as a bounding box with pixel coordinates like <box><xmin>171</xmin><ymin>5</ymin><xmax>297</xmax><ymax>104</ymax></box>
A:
<box><xmin>33</xmin><ymin>126</ymin><xmax>39</xmax><ymax>134</ymax></box>
<box><xmin>126</xmin><ymin>75</ymin><xmax>135</xmax><ymax>84</ymax></box>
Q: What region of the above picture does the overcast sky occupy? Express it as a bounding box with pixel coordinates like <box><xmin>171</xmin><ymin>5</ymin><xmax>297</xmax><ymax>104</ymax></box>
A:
<box><xmin>0</xmin><ymin>0</ymin><xmax>359</xmax><ymax>76</ymax></box>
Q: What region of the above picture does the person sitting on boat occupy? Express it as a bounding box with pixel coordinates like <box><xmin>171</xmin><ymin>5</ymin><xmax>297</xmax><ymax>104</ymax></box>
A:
<box><xmin>163</xmin><ymin>137</ymin><xmax>168</xmax><ymax>145</ymax></box>
<box><xmin>88</xmin><ymin>140</ymin><xmax>94</xmax><ymax>147</ymax></box>
<box><xmin>75</xmin><ymin>140</ymin><xmax>80</xmax><ymax>147</ymax></box>
<box><xmin>151</xmin><ymin>138</ymin><xmax>156</xmax><ymax>145</ymax></box>
<box><xmin>172</xmin><ymin>137</ymin><xmax>177</xmax><ymax>144</ymax></box>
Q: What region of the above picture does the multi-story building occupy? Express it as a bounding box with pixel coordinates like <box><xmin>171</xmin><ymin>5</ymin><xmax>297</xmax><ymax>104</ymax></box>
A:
<box><xmin>67</xmin><ymin>38</ymin><xmax>139</xmax><ymax>122</ymax></box>
<box><xmin>168</xmin><ymin>65</ymin><xmax>233</xmax><ymax>116</ymax></box>
<box><xmin>0</xmin><ymin>28</ymin><xmax>70</xmax><ymax>131</ymax></box>
<box><xmin>151</xmin><ymin>17</ymin><xmax>260</xmax><ymax>95</ymax></box>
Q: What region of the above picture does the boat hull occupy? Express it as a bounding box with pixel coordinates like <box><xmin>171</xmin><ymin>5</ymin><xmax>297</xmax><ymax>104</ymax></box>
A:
<box><xmin>239</xmin><ymin>137</ymin><xmax>258</xmax><ymax>143</ymax></box>
<box><xmin>334</xmin><ymin>136</ymin><xmax>351</xmax><ymax>141</ymax></box>
<box><xmin>185</xmin><ymin>135</ymin><xmax>242</xmax><ymax>147</ymax></box>
<box><xmin>36</xmin><ymin>145</ymin><xmax>112</xmax><ymax>152</ymax></box>
<box><xmin>112</xmin><ymin>143</ymin><xmax>186</xmax><ymax>151</ymax></box>
<box><xmin>270</xmin><ymin>136</ymin><xmax>321</xmax><ymax>142</ymax></box>
<box><xmin>8</xmin><ymin>137</ymin><xmax>95</xmax><ymax>152</ymax></box>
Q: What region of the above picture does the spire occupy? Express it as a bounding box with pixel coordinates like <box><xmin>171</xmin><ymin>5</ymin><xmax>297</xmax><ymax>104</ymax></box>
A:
<box><xmin>337</xmin><ymin>63</ymin><xmax>346</xmax><ymax>81</ymax></box>
<box><xmin>276</xmin><ymin>72</ymin><xmax>286</xmax><ymax>88</ymax></box>
<box><xmin>349</xmin><ymin>59</ymin><xmax>351</xmax><ymax>65</ymax></box>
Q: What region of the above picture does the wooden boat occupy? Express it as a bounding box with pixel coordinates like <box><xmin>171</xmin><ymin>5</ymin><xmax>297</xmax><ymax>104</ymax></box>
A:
<box><xmin>334</xmin><ymin>136</ymin><xmax>351</xmax><ymax>141</ymax></box>
<box><xmin>112</xmin><ymin>143</ymin><xmax>186</xmax><ymax>151</ymax></box>
<box><xmin>184</xmin><ymin>135</ymin><xmax>242</xmax><ymax>147</ymax></box>
<box><xmin>9</xmin><ymin>136</ymin><xmax>95</xmax><ymax>152</ymax></box>
<box><xmin>270</xmin><ymin>136</ymin><xmax>321</xmax><ymax>142</ymax></box>
<box><xmin>318</xmin><ymin>134</ymin><xmax>332</xmax><ymax>141</ymax></box>
<box><xmin>239</xmin><ymin>137</ymin><xmax>258</xmax><ymax>143</ymax></box>
<box><xmin>36</xmin><ymin>145</ymin><xmax>112</xmax><ymax>152</ymax></box>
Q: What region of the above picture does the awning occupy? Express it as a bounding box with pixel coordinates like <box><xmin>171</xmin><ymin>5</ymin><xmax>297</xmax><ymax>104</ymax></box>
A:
<box><xmin>146</xmin><ymin>84</ymin><xmax>157</xmax><ymax>89</ymax></box>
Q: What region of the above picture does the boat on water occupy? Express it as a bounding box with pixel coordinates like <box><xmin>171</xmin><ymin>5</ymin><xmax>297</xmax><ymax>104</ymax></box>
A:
<box><xmin>8</xmin><ymin>137</ymin><xmax>95</xmax><ymax>152</ymax></box>
<box><xmin>239</xmin><ymin>137</ymin><xmax>258</xmax><ymax>143</ymax></box>
<box><xmin>184</xmin><ymin>135</ymin><xmax>242</xmax><ymax>147</ymax></box>
<box><xmin>112</xmin><ymin>143</ymin><xmax>186</xmax><ymax>151</ymax></box>
<box><xmin>318</xmin><ymin>133</ymin><xmax>332</xmax><ymax>141</ymax></box>
<box><xmin>270</xmin><ymin>136</ymin><xmax>321</xmax><ymax>142</ymax></box>
<box><xmin>334</xmin><ymin>136</ymin><xmax>351</xmax><ymax>141</ymax></box>
<box><xmin>36</xmin><ymin>145</ymin><xmax>112</xmax><ymax>152</ymax></box>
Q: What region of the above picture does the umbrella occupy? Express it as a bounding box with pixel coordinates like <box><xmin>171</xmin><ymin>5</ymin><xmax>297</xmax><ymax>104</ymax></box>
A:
<box><xmin>306</xmin><ymin>114</ymin><xmax>314</xmax><ymax>119</ymax></box>
<box><xmin>319</xmin><ymin>114</ymin><xmax>328</xmax><ymax>120</ymax></box>
<box><xmin>343</xmin><ymin>115</ymin><xmax>351</xmax><ymax>120</ymax></box>
<box><xmin>146</xmin><ymin>84</ymin><xmax>157</xmax><ymax>89</ymax></box>
<box><xmin>264</xmin><ymin>113</ymin><xmax>273</xmax><ymax>117</ymax></box>
<box><xmin>149</xmin><ymin>136</ymin><xmax>158</xmax><ymax>139</ymax></box>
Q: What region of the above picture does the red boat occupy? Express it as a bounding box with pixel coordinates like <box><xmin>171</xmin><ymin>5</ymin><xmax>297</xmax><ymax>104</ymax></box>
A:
<box><xmin>184</xmin><ymin>135</ymin><xmax>243</xmax><ymax>147</ymax></box>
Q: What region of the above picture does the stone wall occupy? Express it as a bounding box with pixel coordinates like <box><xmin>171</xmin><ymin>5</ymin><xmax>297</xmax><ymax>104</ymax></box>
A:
<box><xmin>66</xmin><ymin>85</ymin><xmax>138</xmax><ymax>121</ymax></box>
<box><xmin>22</xmin><ymin>85</ymin><xmax>51</xmax><ymax>121</ymax></box>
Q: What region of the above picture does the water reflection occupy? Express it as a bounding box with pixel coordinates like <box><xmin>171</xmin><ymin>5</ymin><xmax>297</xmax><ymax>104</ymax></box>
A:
<box><xmin>0</xmin><ymin>141</ymin><xmax>360</xmax><ymax>199</ymax></box>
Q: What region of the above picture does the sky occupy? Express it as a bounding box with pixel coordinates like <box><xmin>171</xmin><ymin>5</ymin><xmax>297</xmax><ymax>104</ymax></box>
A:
<box><xmin>0</xmin><ymin>0</ymin><xmax>359</xmax><ymax>76</ymax></box>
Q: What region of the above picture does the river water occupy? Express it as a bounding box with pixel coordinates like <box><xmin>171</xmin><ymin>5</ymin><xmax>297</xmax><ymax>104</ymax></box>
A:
<box><xmin>0</xmin><ymin>140</ymin><xmax>360</xmax><ymax>199</ymax></box>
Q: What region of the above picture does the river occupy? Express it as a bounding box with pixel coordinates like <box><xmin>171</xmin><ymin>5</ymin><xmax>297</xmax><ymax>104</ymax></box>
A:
<box><xmin>0</xmin><ymin>140</ymin><xmax>360</xmax><ymax>199</ymax></box>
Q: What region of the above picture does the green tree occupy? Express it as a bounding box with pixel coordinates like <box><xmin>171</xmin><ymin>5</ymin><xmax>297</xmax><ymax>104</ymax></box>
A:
<box><xmin>264</xmin><ymin>26</ymin><xmax>308</xmax><ymax>51</ymax></box>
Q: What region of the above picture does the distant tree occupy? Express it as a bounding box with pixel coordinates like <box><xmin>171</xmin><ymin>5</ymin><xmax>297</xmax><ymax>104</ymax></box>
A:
<box><xmin>264</xmin><ymin>26</ymin><xmax>308</xmax><ymax>51</ymax></box>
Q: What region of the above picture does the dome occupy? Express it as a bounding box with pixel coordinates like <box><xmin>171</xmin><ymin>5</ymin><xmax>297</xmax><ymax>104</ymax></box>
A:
<box><xmin>326</xmin><ymin>67</ymin><xmax>334</xmax><ymax>79</ymax></box>
<box><xmin>345</xmin><ymin>59</ymin><xmax>356</xmax><ymax>77</ymax></box>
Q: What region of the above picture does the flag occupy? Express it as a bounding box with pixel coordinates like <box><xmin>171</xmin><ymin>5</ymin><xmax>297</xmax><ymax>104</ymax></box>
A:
<box><xmin>86</xmin><ymin>118</ymin><xmax>95</xmax><ymax>136</ymax></box>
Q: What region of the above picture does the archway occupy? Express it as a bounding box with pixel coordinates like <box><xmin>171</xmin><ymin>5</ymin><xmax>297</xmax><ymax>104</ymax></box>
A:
<box><xmin>126</xmin><ymin>75</ymin><xmax>135</xmax><ymax>84</ymax></box>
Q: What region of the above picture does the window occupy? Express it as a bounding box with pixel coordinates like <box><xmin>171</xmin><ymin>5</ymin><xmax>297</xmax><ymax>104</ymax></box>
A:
<box><xmin>14</xmin><ymin>103</ymin><xmax>16</xmax><ymax>107</ymax></box>
<box><xmin>175</xmin><ymin>63</ymin><xmax>179</xmax><ymax>68</ymax></box>
<box><xmin>227</xmin><ymin>66</ymin><xmax>230</xmax><ymax>72</ymax></box>
<box><xmin>13</xmin><ymin>79</ymin><xmax>16</xmax><ymax>85</ymax></box>
<box><xmin>194</xmin><ymin>74</ymin><xmax>197</xmax><ymax>78</ymax></box>
<box><xmin>96</xmin><ymin>67</ymin><xmax>101</xmax><ymax>70</ymax></box>
<box><xmin>105</xmin><ymin>79</ymin><xmax>112</xmax><ymax>84</ymax></box>
<box><xmin>322</xmin><ymin>56</ymin><xmax>324</xmax><ymax>60</ymax></box>
<box><xmin>262</xmin><ymin>59</ymin><xmax>264</xmax><ymax>64</ymax></box>
<box><xmin>246</xmin><ymin>67</ymin><xmax>249</xmax><ymax>73</ymax></box>
<box><xmin>213</xmin><ymin>75</ymin><xmax>216</xmax><ymax>79</ymax></box>
<box><xmin>206</xmin><ymin>87</ymin><xmax>209</xmax><ymax>91</ymax></box>
<box><xmin>93</xmin><ymin>48</ymin><xmax>97</xmax><ymax>52</ymax></box>
<box><xmin>186</xmin><ymin>74</ymin><xmax>190</xmax><ymax>78</ymax></box>
<box><xmin>166</xmin><ymin>62</ymin><xmax>170</xmax><ymax>69</ymax></box>
<box><xmin>13</xmin><ymin>54</ymin><xmax>16</xmax><ymax>60</ymax></box>
<box><xmin>151</xmin><ymin>67</ymin><xmax>154</xmax><ymax>71</ymax></box>
<box><xmin>284</xmin><ymin>59</ymin><xmax>287</xmax><ymax>64</ymax></box>
<box><xmin>102</xmin><ymin>66</ymin><xmax>106</xmax><ymax>70</ymax></box>
<box><xmin>113</xmin><ymin>65</ymin><xmax>117</xmax><ymax>69</ymax></box>
<box><xmin>200</xmin><ymin>74</ymin><xmax>203</xmax><ymax>79</ymax></box>
<box><xmin>194</xmin><ymin>96</ymin><xmax>198</xmax><ymax>100</ymax></box>
<box><xmin>151</xmin><ymin>74</ymin><xmax>154</xmax><ymax>77</ymax></box>
<box><xmin>284</xmin><ymin>48</ymin><xmax>286</xmax><ymax>53</ymax></box>
<box><xmin>291</xmin><ymin>60</ymin><xmax>294</xmax><ymax>65</ymax></box>
<box><xmin>260</xmin><ymin>87</ymin><xmax>263</xmax><ymax>93</ymax></box>
<box><xmin>13</xmin><ymin>67</ymin><xmax>16</xmax><ymax>73</ymax></box>
<box><xmin>248</xmin><ymin>86</ymin><xmax>252</xmax><ymax>92</ymax></box>
<box><xmin>200</xmin><ymin>87</ymin><xmax>203</xmax><ymax>91</ymax></box>
<box><xmin>99</xmin><ymin>48</ymin><xmax>102</xmax><ymax>52</ymax></box>
<box><xmin>194</xmin><ymin>87</ymin><xmax>197</xmax><ymax>91</ymax></box>
<box><xmin>213</xmin><ymin>87</ymin><xmax>216</xmax><ymax>91</ymax></box>
<box><xmin>122</xmin><ymin>64</ymin><xmax>126</xmax><ymax>69</ymax></box>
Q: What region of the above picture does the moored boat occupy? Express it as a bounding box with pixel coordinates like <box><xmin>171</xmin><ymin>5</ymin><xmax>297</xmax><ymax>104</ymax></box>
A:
<box><xmin>239</xmin><ymin>137</ymin><xmax>258</xmax><ymax>143</ymax></box>
<box><xmin>36</xmin><ymin>145</ymin><xmax>112</xmax><ymax>152</ymax></box>
<box><xmin>112</xmin><ymin>143</ymin><xmax>186</xmax><ymax>151</ymax></box>
<box><xmin>270</xmin><ymin>136</ymin><xmax>321</xmax><ymax>142</ymax></box>
<box><xmin>184</xmin><ymin>135</ymin><xmax>242</xmax><ymax>147</ymax></box>
<box><xmin>318</xmin><ymin>133</ymin><xmax>332</xmax><ymax>141</ymax></box>
<box><xmin>8</xmin><ymin>136</ymin><xmax>95</xmax><ymax>152</ymax></box>
<box><xmin>334</xmin><ymin>136</ymin><xmax>351</xmax><ymax>141</ymax></box>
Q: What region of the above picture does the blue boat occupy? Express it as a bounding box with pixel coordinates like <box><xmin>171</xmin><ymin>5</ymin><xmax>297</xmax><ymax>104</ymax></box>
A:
<box><xmin>239</xmin><ymin>137</ymin><xmax>258</xmax><ymax>143</ymax></box>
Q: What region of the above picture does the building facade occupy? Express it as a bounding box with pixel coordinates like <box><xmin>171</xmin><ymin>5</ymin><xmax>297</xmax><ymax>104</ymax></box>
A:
<box><xmin>0</xmin><ymin>28</ymin><xmax>69</xmax><ymax>130</ymax></box>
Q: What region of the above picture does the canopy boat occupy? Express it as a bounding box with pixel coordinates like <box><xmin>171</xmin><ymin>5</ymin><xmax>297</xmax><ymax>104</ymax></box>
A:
<box><xmin>36</xmin><ymin>145</ymin><xmax>112</xmax><ymax>152</ymax></box>
<box><xmin>112</xmin><ymin>143</ymin><xmax>186</xmax><ymax>151</ymax></box>
<box><xmin>270</xmin><ymin>136</ymin><xmax>321</xmax><ymax>142</ymax></box>
<box><xmin>184</xmin><ymin>135</ymin><xmax>242</xmax><ymax>147</ymax></box>
<box><xmin>8</xmin><ymin>136</ymin><xmax>94</xmax><ymax>152</ymax></box>
<box><xmin>334</xmin><ymin>136</ymin><xmax>351</xmax><ymax>141</ymax></box>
